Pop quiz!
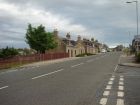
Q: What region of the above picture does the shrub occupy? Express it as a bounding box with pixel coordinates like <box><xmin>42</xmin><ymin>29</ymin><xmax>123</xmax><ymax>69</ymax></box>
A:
<box><xmin>0</xmin><ymin>47</ymin><xmax>19</xmax><ymax>58</ymax></box>
<box><xmin>76</xmin><ymin>53</ymin><xmax>86</xmax><ymax>57</ymax></box>
<box><xmin>135</xmin><ymin>52</ymin><xmax>140</xmax><ymax>63</ymax></box>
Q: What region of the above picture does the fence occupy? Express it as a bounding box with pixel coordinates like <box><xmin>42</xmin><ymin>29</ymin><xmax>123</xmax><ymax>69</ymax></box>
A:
<box><xmin>0</xmin><ymin>52</ymin><xmax>69</xmax><ymax>69</ymax></box>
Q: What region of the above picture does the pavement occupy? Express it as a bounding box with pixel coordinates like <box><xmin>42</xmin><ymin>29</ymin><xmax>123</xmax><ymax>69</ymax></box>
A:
<box><xmin>119</xmin><ymin>55</ymin><xmax>140</xmax><ymax>68</ymax></box>
<box><xmin>0</xmin><ymin>52</ymin><xmax>140</xmax><ymax>105</ymax></box>
<box><xmin>0</xmin><ymin>57</ymin><xmax>80</xmax><ymax>74</ymax></box>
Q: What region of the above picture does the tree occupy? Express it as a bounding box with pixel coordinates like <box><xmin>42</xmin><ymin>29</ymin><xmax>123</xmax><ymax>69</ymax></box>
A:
<box><xmin>25</xmin><ymin>24</ymin><xmax>57</xmax><ymax>53</ymax></box>
<box><xmin>0</xmin><ymin>47</ymin><xmax>19</xmax><ymax>58</ymax></box>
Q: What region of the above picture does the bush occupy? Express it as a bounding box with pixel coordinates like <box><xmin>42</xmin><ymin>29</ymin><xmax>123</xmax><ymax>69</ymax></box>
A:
<box><xmin>76</xmin><ymin>53</ymin><xmax>86</xmax><ymax>57</ymax></box>
<box><xmin>135</xmin><ymin>52</ymin><xmax>140</xmax><ymax>63</ymax></box>
<box><xmin>0</xmin><ymin>47</ymin><xmax>19</xmax><ymax>58</ymax></box>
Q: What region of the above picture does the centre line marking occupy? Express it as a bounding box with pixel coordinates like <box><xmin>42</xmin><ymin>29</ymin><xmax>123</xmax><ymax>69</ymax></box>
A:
<box><xmin>100</xmin><ymin>98</ymin><xmax>108</xmax><ymax>105</ymax></box>
<box><xmin>71</xmin><ymin>63</ymin><xmax>84</xmax><ymax>68</ymax></box>
<box><xmin>108</xmin><ymin>81</ymin><xmax>113</xmax><ymax>85</ymax></box>
<box><xmin>0</xmin><ymin>86</ymin><xmax>8</xmax><ymax>90</ymax></box>
<box><xmin>119</xmin><ymin>81</ymin><xmax>124</xmax><ymax>85</ymax></box>
<box><xmin>118</xmin><ymin>91</ymin><xmax>124</xmax><ymax>97</ymax></box>
<box><xmin>120</xmin><ymin>78</ymin><xmax>124</xmax><ymax>81</ymax></box>
<box><xmin>32</xmin><ymin>69</ymin><xmax>64</xmax><ymax>80</ymax></box>
<box><xmin>106</xmin><ymin>85</ymin><xmax>112</xmax><ymax>90</ymax></box>
<box><xmin>118</xmin><ymin>86</ymin><xmax>124</xmax><ymax>91</ymax></box>
<box><xmin>117</xmin><ymin>99</ymin><xmax>124</xmax><ymax>105</ymax></box>
<box><xmin>103</xmin><ymin>91</ymin><xmax>110</xmax><ymax>96</ymax></box>
<box><xmin>110</xmin><ymin>78</ymin><xmax>115</xmax><ymax>81</ymax></box>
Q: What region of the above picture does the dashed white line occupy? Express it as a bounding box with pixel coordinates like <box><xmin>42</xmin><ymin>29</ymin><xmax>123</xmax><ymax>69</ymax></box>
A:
<box><xmin>71</xmin><ymin>63</ymin><xmax>84</xmax><ymax>68</ymax></box>
<box><xmin>105</xmin><ymin>85</ymin><xmax>112</xmax><ymax>90</ymax></box>
<box><xmin>119</xmin><ymin>81</ymin><xmax>124</xmax><ymax>85</ymax></box>
<box><xmin>118</xmin><ymin>86</ymin><xmax>124</xmax><ymax>91</ymax></box>
<box><xmin>117</xmin><ymin>91</ymin><xmax>124</xmax><ymax>97</ymax></box>
<box><xmin>108</xmin><ymin>81</ymin><xmax>113</xmax><ymax>85</ymax></box>
<box><xmin>117</xmin><ymin>99</ymin><xmax>124</xmax><ymax>105</ymax></box>
<box><xmin>110</xmin><ymin>78</ymin><xmax>115</xmax><ymax>81</ymax></box>
<box><xmin>31</xmin><ymin>67</ymin><xmax>36</xmax><ymax>69</ymax></box>
<box><xmin>32</xmin><ymin>69</ymin><xmax>64</xmax><ymax>80</ymax></box>
<box><xmin>103</xmin><ymin>91</ymin><xmax>110</xmax><ymax>96</ymax></box>
<box><xmin>100</xmin><ymin>98</ymin><xmax>108</xmax><ymax>105</ymax></box>
<box><xmin>0</xmin><ymin>86</ymin><xmax>8</xmax><ymax>90</ymax></box>
<box><xmin>120</xmin><ymin>78</ymin><xmax>124</xmax><ymax>81</ymax></box>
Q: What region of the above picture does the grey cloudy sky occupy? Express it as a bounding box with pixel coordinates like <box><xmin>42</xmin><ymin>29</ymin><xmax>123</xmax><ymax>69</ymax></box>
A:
<box><xmin>0</xmin><ymin>0</ymin><xmax>139</xmax><ymax>48</ymax></box>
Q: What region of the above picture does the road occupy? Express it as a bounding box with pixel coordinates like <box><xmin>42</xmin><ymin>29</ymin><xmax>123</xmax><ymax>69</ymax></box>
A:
<box><xmin>0</xmin><ymin>52</ymin><xmax>138</xmax><ymax>105</ymax></box>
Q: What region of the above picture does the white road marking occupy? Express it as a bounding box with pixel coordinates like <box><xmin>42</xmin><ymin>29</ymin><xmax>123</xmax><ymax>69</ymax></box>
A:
<box><xmin>106</xmin><ymin>85</ymin><xmax>112</xmax><ymax>90</ymax></box>
<box><xmin>112</xmin><ymin>75</ymin><xmax>115</xmax><ymax>78</ymax></box>
<box><xmin>120</xmin><ymin>78</ymin><xmax>124</xmax><ymax>81</ymax></box>
<box><xmin>32</xmin><ymin>69</ymin><xmax>64</xmax><ymax>79</ymax></box>
<box><xmin>108</xmin><ymin>81</ymin><xmax>113</xmax><ymax>85</ymax></box>
<box><xmin>117</xmin><ymin>91</ymin><xmax>124</xmax><ymax>97</ymax></box>
<box><xmin>0</xmin><ymin>86</ymin><xmax>8</xmax><ymax>90</ymax></box>
<box><xmin>103</xmin><ymin>91</ymin><xmax>110</xmax><ymax>96</ymax></box>
<box><xmin>71</xmin><ymin>63</ymin><xmax>84</xmax><ymax>68</ymax></box>
<box><xmin>120</xmin><ymin>75</ymin><xmax>124</xmax><ymax>78</ymax></box>
<box><xmin>119</xmin><ymin>81</ymin><xmax>124</xmax><ymax>85</ymax></box>
<box><xmin>20</xmin><ymin>68</ymin><xmax>25</xmax><ymax>70</ymax></box>
<box><xmin>114</xmin><ymin>65</ymin><xmax>118</xmax><ymax>72</ymax></box>
<box><xmin>118</xmin><ymin>86</ymin><xmax>124</xmax><ymax>91</ymax></box>
<box><xmin>31</xmin><ymin>67</ymin><xmax>36</xmax><ymax>69</ymax></box>
<box><xmin>117</xmin><ymin>99</ymin><xmax>124</xmax><ymax>105</ymax></box>
<box><xmin>7</xmin><ymin>69</ymin><xmax>18</xmax><ymax>73</ymax></box>
<box><xmin>110</xmin><ymin>78</ymin><xmax>115</xmax><ymax>81</ymax></box>
<box><xmin>100</xmin><ymin>98</ymin><xmax>108</xmax><ymax>105</ymax></box>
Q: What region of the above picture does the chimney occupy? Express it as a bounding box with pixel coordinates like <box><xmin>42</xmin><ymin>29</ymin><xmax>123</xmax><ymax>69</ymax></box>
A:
<box><xmin>66</xmin><ymin>32</ymin><xmax>71</xmax><ymax>40</ymax></box>
<box><xmin>77</xmin><ymin>35</ymin><xmax>81</xmax><ymax>42</ymax></box>
<box><xmin>53</xmin><ymin>29</ymin><xmax>58</xmax><ymax>38</ymax></box>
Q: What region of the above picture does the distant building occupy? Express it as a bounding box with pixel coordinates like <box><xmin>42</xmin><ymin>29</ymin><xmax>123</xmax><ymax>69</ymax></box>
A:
<box><xmin>47</xmin><ymin>29</ymin><xmax>101</xmax><ymax>57</ymax></box>
<box><xmin>132</xmin><ymin>35</ymin><xmax>140</xmax><ymax>53</ymax></box>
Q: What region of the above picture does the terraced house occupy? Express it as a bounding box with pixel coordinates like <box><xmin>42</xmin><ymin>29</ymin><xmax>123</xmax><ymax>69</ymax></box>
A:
<box><xmin>47</xmin><ymin>29</ymin><xmax>101</xmax><ymax>57</ymax></box>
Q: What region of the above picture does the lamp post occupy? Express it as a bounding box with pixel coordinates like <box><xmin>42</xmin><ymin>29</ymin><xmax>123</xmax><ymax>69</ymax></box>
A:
<box><xmin>126</xmin><ymin>1</ymin><xmax>139</xmax><ymax>36</ymax></box>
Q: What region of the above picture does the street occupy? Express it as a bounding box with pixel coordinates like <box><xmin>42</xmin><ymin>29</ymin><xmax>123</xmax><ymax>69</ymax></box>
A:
<box><xmin>0</xmin><ymin>52</ymin><xmax>140</xmax><ymax>105</ymax></box>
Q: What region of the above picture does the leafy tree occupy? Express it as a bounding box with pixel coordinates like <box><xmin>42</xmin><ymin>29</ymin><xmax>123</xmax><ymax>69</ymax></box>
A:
<box><xmin>0</xmin><ymin>47</ymin><xmax>19</xmax><ymax>58</ymax></box>
<box><xmin>25</xmin><ymin>24</ymin><xmax>57</xmax><ymax>53</ymax></box>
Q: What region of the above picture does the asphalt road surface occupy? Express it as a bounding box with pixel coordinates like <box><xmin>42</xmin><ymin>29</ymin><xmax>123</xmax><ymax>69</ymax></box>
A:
<box><xmin>0</xmin><ymin>52</ymin><xmax>138</xmax><ymax>105</ymax></box>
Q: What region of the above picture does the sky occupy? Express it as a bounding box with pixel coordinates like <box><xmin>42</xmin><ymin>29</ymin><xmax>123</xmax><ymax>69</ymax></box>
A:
<box><xmin>0</xmin><ymin>0</ymin><xmax>139</xmax><ymax>48</ymax></box>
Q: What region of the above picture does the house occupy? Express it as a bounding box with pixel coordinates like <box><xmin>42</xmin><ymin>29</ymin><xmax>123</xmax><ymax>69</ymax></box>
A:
<box><xmin>47</xmin><ymin>29</ymin><xmax>99</xmax><ymax>57</ymax></box>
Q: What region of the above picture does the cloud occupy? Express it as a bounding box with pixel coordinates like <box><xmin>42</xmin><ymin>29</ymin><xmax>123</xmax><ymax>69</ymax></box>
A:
<box><xmin>0</xmin><ymin>0</ymin><xmax>138</xmax><ymax>48</ymax></box>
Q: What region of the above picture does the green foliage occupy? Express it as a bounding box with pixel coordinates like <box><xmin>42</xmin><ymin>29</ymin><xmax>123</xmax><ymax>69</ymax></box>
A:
<box><xmin>25</xmin><ymin>24</ymin><xmax>57</xmax><ymax>53</ymax></box>
<box><xmin>135</xmin><ymin>52</ymin><xmax>140</xmax><ymax>63</ymax></box>
<box><xmin>0</xmin><ymin>47</ymin><xmax>19</xmax><ymax>58</ymax></box>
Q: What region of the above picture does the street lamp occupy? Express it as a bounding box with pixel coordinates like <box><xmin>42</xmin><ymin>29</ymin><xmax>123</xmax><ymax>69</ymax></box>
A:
<box><xmin>126</xmin><ymin>1</ymin><xmax>139</xmax><ymax>36</ymax></box>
